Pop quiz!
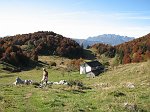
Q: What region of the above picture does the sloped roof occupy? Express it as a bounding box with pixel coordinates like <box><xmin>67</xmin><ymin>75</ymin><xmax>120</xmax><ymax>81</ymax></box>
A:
<box><xmin>90</xmin><ymin>69</ymin><xmax>102</xmax><ymax>76</ymax></box>
<box><xmin>87</xmin><ymin>68</ymin><xmax>104</xmax><ymax>76</ymax></box>
<box><xmin>85</xmin><ymin>61</ymin><xmax>102</xmax><ymax>67</ymax></box>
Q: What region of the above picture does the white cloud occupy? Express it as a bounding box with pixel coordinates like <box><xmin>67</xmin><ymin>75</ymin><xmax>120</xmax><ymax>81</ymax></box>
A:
<box><xmin>0</xmin><ymin>10</ymin><xmax>149</xmax><ymax>38</ymax></box>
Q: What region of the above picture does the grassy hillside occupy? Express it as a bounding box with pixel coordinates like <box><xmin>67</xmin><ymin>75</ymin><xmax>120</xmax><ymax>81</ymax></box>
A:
<box><xmin>0</xmin><ymin>61</ymin><xmax>150</xmax><ymax>112</ymax></box>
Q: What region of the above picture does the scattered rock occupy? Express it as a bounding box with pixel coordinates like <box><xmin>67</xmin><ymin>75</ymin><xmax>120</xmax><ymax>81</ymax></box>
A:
<box><xmin>34</xmin><ymin>80</ymin><xmax>69</xmax><ymax>88</ymax></box>
<box><xmin>126</xmin><ymin>82</ymin><xmax>135</xmax><ymax>88</ymax></box>
<box><xmin>53</xmin><ymin>82</ymin><xmax>59</xmax><ymax>85</ymax></box>
<box><xmin>47</xmin><ymin>81</ymin><xmax>53</xmax><ymax>85</ymax></box>
<box><xmin>52</xmin><ymin>80</ymin><xmax>68</xmax><ymax>85</ymax></box>
<box><xmin>13</xmin><ymin>78</ymin><xmax>69</xmax><ymax>87</ymax></box>
<box><xmin>13</xmin><ymin>77</ymin><xmax>32</xmax><ymax>85</ymax></box>
<box><xmin>124</xmin><ymin>102</ymin><xmax>137</xmax><ymax>111</ymax></box>
<box><xmin>24</xmin><ymin>80</ymin><xmax>32</xmax><ymax>85</ymax></box>
<box><xmin>13</xmin><ymin>77</ymin><xmax>25</xmax><ymax>85</ymax></box>
<box><xmin>94</xmin><ymin>83</ymin><xmax>109</xmax><ymax>88</ymax></box>
<box><xmin>58</xmin><ymin>80</ymin><xmax>68</xmax><ymax>85</ymax></box>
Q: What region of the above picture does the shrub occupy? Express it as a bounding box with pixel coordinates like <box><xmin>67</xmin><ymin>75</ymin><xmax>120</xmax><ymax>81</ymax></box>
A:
<box><xmin>68</xmin><ymin>80</ymin><xmax>83</xmax><ymax>87</ymax></box>
<box><xmin>49</xmin><ymin>61</ymin><xmax>56</xmax><ymax>66</ymax></box>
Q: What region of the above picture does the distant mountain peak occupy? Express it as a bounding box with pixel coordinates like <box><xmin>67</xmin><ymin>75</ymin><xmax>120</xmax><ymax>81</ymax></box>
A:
<box><xmin>75</xmin><ymin>34</ymin><xmax>134</xmax><ymax>48</ymax></box>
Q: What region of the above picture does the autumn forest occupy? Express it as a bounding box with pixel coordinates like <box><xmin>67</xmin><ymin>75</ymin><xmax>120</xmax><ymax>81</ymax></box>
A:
<box><xmin>0</xmin><ymin>31</ymin><xmax>83</xmax><ymax>67</ymax></box>
<box><xmin>91</xmin><ymin>33</ymin><xmax>150</xmax><ymax>64</ymax></box>
<box><xmin>0</xmin><ymin>31</ymin><xmax>150</xmax><ymax>69</ymax></box>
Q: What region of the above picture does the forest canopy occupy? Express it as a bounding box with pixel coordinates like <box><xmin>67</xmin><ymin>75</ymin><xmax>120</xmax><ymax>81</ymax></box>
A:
<box><xmin>91</xmin><ymin>33</ymin><xmax>150</xmax><ymax>64</ymax></box>
<box><xmin>0</xmin><ymin>31</ymin><xmax>83</xmax><ymax>67</ymax></box>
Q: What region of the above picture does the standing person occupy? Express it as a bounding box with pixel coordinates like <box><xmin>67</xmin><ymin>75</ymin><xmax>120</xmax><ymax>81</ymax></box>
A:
<box><xmin>41</xmin><ymin>68</ymin><xmax>48</xmax><ymax>84</ymax></box>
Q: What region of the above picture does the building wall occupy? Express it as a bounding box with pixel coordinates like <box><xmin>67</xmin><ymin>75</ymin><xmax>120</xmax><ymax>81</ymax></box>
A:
<box><xmin>85</xmin><ymin>64</ymin><xmax>91</xmax><ymax>73</ymax></box>
<box><xmin>80</xmin><ymin>64</ymin><xmax>92</xmax><ymax>74</ymax></box>
<box><xmin>80</xmin><ymin>66</ymin><xmax>85</xmax><ymax>74</ymax></box>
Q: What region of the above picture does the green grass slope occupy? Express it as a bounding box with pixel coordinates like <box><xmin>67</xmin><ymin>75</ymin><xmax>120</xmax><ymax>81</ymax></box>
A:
<box><xmin>0</xmin><ymin>61</ymin><xmax>150</xmax><ymax>112</ymax></box>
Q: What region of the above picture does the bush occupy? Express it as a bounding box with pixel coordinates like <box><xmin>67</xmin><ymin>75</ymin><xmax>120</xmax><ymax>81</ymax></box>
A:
<box><xmin>49</xmin><ymin>61</ymin><xmax>56</xmax><ymax>66</ymax></box>
<box><xmin>68</xmin><ymin>80</ymin><xmax>83</xmax><ymax>87</ymax></box>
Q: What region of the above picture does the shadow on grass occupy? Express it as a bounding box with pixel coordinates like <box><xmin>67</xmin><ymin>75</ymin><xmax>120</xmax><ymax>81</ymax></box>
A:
<box><xmin>48</xmin><ymin>99</ymin><xmax>65</xmax><ymax>107</ymax></box>
<box><xmin>72</xmin><ymin>89</ymin><xmax>86</xmax><ymax>94</ymax></box>
<box><xmin>62</xmin><ymin>89</ymin><xmax>86</xmax><ymax>94</ymax></box>
<box><xmin>0</xmin><ymin>96</ymin><xmax>3</xmax><ymax>100</ymax></box>
<box><xmin>0</xmin><ymin>60</ymin><xmax>49</xmax><ymax>73</ymax></box>
<box><xmin>64</xmin><ymin>86</ymin><xmax>92</xmax><ymax>94</ymax></box>
<box><xmin>109</xmin><ymin>90</ymin><xmax>126</xmax><ymax>97</ymax></box>
<box><xmin>20</xmin><ymin>60</ymin><xmax>50</xmax><ymax>72</ymax></box>
<box><xmin>83</xmin><ymin>49</ymin><xmax>96</xmax><ymax>60</ymax></box>
<box><xmin>0</xmin><ymin>74</ymin><xmax>16</xmax><ymax>79</ymax></box>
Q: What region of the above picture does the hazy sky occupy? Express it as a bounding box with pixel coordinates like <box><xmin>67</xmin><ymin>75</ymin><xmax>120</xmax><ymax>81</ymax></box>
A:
<box><xmin>0</xmin><ymin>0</ymin><xmax>150</xmax><ymax>39</ymax></box>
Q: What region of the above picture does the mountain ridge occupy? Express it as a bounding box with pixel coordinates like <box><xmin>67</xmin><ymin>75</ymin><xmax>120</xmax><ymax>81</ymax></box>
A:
<box><xmin>90</xmin><ymin>33</ymin><xmax>150</xmax><ymax>64</ymax></box>
<box><xmin>75</xmin><ymin>34</ymin><xmax>134</xmax><ymax>48</ymax></box>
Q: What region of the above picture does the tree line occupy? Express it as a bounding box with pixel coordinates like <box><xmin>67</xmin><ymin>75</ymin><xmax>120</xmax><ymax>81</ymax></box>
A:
<box><xmin>91</xmin><ymin>33</ymin><xmax>150</xmax><ymax>64</ymax></box>
<box><xmin>0</xmin><ymin>31</ymin><xmax>83</xmax><ymax>67</ymax></box>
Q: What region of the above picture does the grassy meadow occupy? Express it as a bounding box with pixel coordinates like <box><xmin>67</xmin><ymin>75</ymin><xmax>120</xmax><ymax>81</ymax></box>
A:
<box><xmin>0</xmin><ymin>60</ymin><xmax>150</xmax><ymax>112</ymax></box>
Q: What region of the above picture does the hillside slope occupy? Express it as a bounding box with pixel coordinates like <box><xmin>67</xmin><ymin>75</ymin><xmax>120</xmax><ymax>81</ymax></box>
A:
<box><xmin>0</xmin><ymin>31</ymin><xmax>83</xmax><ymax>67</ymax></box>
<box><xmin>87</xmin><ymin>61</ymin><xmax>150</xmax><ymax>111</ymax></box>
<box><xmin>90</xmin><ymin>33</ymin><xmax>150</xmax><ymax>64</ymax></box>
<box><xmin>115</xmin><ymin>33</ymin><xmax>150</xmax><ymax>64</ymax></box>
<box><xmin>0</xmin><ymin>61</ymin><xmax>149</xmax><ymax>112</ymax></box>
